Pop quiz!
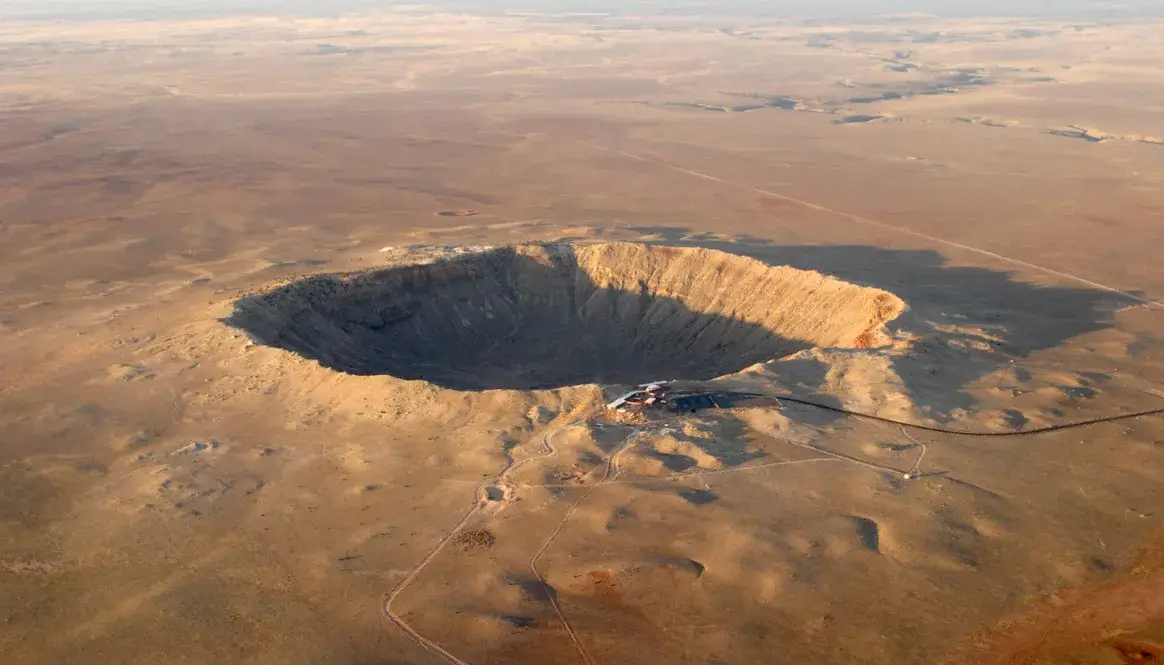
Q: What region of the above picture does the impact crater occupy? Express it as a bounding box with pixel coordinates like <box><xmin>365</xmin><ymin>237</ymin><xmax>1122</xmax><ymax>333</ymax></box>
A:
<box><xmin>229</xmin><ymin>242</ymin><xmax>905</xmax><ymax>390</ymax></box>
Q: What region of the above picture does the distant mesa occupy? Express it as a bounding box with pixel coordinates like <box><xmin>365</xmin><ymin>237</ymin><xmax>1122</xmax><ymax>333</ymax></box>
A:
<box><xmin>955</xmin><ymin>116</ymin><xmax>1019</xmax><ymax>128</ymax></box>
<box><xmin>649</xmin><ymin>94</ymin><xmax>801</xmax><ymax>114</ymax></box>
<box><xmin>835</xmin><ymin>114</ymin><xmax>886</xmax><ymax>125</ymax></box>
<box><xmin>911</xmin><ymin>31</ymin><xmax>943</xmax><ymax>43</ymax></box>
<box><xmin>303</xmin><ymin>43</ymin><xmax>412</xmax><ymax>56</ymax></box>
<box><xmin>849</xmin><ymin>71</ymin><xmax>994</xmax><ymax>105</ymax></box>
<box><xmin>1050</xmin><ymin>126</ymin><xmax>1108</xmax><ymax>143</ymax></box>
<box><xmin>942</xmin><ymin>69</ymin><xmax>992</xmax><ymax>86</ymax></box>
<box><xmin>848</xmin><ymin>91</ymin><xmax>908</xmax><ymax>104</ymax></box>
<box><xmin>741</xmin><ymin>94</ymin><xmax>800</xmax><ymax>110</ymax></box>
<box><xmin>650</xmin><ymin>70</ymin><xmax>996</xmax><ymax>119</ymax></box>
<box><xmin>1049</xmin><ymin>125</ymin><xmax>1164</xmax><ymax>145</ymax></box>
<box><xmin>1010</xmin><ymin>28</ymin><xmax>1054</xmax><ymax>39</ymax></box>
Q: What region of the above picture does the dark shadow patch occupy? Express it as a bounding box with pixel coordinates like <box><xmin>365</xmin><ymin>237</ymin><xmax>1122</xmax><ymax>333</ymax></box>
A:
<box><xmin>591</xmin><ymin>427</ymin><xmax>633</xmax><ymax>454</ymax></box>
<box><xmin>607</xmin><ymin>232</ymin><xmax>1128</xmax><ymax>418</ymax></box>
<box><xmin>578</xmin><ymin>451</ymin><xmax>604</xmax><ymax>468</ymax></box>
<box><xmin>506</xmin><ymin>576</ymin><xmax>559</xmax><ymax>604</ymax></box>
<box><xmin>678</xmin><ymin>489</ymin><xmax>719</xmax><ymax>505</ymax></box>
<box><xmin>646</xmin><ymin>450</ymin><xmax>698</xmax><ymax>472</ymax></box>
<box><xmin>667</xmin><ymin>393</ymin><xmax>721</xmax><ymax>412</ymax></box>
<box><xmin>498</xmin><ymin>615</ymin><xmax>537</xmax><ymax>629</ymax></box>
<box><xmin>1062</xmin><ymin>385</ymin><xmax>1098</xmax><ymax>399</ymax></box>
<box><xmin>690</xmin><ymin>414</ymin><xmax>768</xmax><ymax>467</ymax></box>
<box><xmin>1050</xmin><ymin>128</ymin><xmax>1107</xmax><ymax>143</ymax></box>
<box><xmin>1079</xmin><ymin>371</ymin><xmax>1111</xmax><ymax>384</ymax></box>
<box><xmin>73</xmin><ymin>402</ymin><xmax>111</xmax><ymax>425</ymax></box>
<box><xmin>0</xmin><ymin>463</ymin><xmax>64</xmax><ymax>527</ymax></box>
<box><xmin>75</xmin><ymin>460</ymin><xmax>108</xmax><ymax>475</ymax></box>
<box><xmin>719</xmin><ymin>92</ymin><xmax>801</xmax><ymax>110</ymax></box>
<box><xmin>500</xmin><ymin>433</ymin><xmax>520</xmax><ymax>453</ymax></box>
<box><xmin>937</xmin><ymin>510</ymin><xmax>984</xmax><ymax>569</ymax></box>
<box><xmin>848</xmin><ymin>91</ymin><xmax>906</xmax><ymax>104</ymax></box>
<box><xmin>847</xmin><ymin>516</ymin><xmax>881</xmax><ymax>552</ymax></box>
<box><xmin>606</xmin><ymin>506</ymin><xmax>634</xmax><ymax>532</ymax></box>
<box><xmin>1090</xmin><ymin>556</ymin><xmax>1115</xmax><ymax>572</ymax></box>
<box><xmin>1004</xmin><ymin>409</ymin><xmax>1029</xmax><ymax>430</ymax></box>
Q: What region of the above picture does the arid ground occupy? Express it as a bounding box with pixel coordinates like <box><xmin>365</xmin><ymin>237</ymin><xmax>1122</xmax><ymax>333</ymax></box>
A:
<box><xmin>2</xmin><ymin>4</ymin><xmax>1163</xmax><ymax>665</ymax></box>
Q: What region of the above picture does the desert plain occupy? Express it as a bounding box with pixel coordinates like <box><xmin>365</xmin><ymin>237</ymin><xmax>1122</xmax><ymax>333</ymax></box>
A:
<box><xmin>1</xmin><ymin>2</ymin><xmax>1164</xmax><ymax>664</ymax></box>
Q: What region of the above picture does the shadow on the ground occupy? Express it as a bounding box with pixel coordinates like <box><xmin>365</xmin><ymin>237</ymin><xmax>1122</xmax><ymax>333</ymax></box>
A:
<box><xmin>616</xmin><ymin>226</ymin><xmax>1132</xmax><ymax>416</ymax></box>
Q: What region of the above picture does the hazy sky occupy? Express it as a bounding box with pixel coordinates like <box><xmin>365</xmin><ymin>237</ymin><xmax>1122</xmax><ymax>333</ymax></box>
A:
<box><xmin>3</xmin><ymin>0</ymin><xmax>1162</xmax><ymax>21</ymax></box>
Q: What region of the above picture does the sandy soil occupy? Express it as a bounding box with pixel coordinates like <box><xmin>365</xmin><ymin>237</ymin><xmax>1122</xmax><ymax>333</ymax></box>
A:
<box><xmin>1</xmin><ymin>7</ymin><xmax>1163</xmax><ymax>665</ymax></box>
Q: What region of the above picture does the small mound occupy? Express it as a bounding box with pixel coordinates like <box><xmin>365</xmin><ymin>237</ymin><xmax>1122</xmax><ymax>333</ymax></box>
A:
<box><xmin>229</xmin><ymin>243</ymin><xmax>904</xmax><ymax>391</ymax></box>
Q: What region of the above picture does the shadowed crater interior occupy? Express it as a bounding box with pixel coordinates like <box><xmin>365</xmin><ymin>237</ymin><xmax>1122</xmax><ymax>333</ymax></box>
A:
<box><xmin>228</xmin><ymin>242</ymin><xmax>905</xmax><ymax>390</ymax></box>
